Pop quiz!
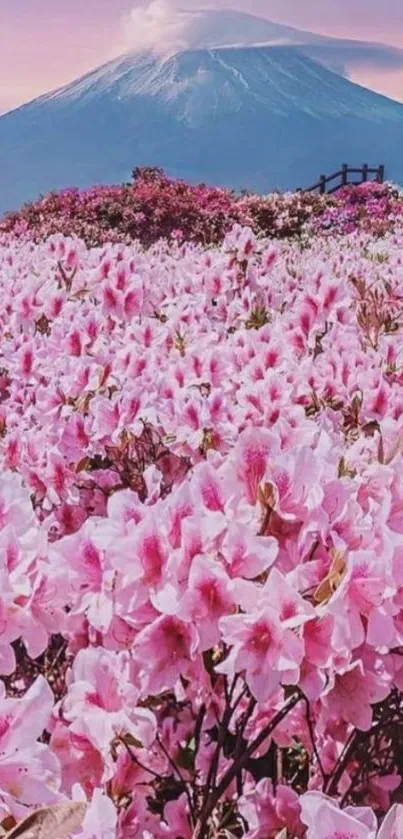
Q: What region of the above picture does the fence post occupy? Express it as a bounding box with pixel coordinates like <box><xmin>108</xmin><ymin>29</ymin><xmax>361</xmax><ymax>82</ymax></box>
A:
<box><xmin>341</xmin><ymin>163</ymin><xmax>348</xmax><ymax>186</ymax></box>
<box><xmin>377</xmin><ymin>165</ymin><xmax>385</xmax><ymax>184</ymax></box>
<box><xmin>362</xmin><ymin>163</ymin><xmax>368</xmax><ymax>183</ymax></box>
<box><xmin>319</xmin><ymin>175</ymin><xmax>326</xmax><ymax>195</ymax></box>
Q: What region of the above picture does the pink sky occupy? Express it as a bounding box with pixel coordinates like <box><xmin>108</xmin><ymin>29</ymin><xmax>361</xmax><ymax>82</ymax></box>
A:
<box><xmin>1</xmin><ymin>0</ymin><xmax>403</xmax><ymax>112</ymax></box>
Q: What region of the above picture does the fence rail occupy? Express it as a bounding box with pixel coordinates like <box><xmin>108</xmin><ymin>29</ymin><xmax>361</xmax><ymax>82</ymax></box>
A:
<box><xmin>300</xmin><ymin>163</ymin><xmax>385</xmax><ymax>195</ymax></box>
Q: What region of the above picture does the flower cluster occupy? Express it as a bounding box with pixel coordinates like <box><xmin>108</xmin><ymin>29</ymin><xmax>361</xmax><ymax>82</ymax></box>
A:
<box><xmin>311</xmin><ymin>181</ymin><xmax>403</xmax><ymax>237</ymax></box>
<box><xmin>1</xmin><ymin>216</ymin><xmax>403</xmax><ymax>837</ymax></box>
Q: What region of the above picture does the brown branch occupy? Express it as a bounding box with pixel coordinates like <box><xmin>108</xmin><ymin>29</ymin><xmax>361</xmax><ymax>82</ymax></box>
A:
<box><xmin>120</xmin><ymin>737</ymin><xmax>164</xmax><ymax>781</ymax></box>
<box><xmin>194</xmin><ymin>703</ymin><xmax>206</xmax><ymax>757</ymax></box>
<box><xmin>205</xmin><ymin>680</ymin><xmax>246</xmax><ymax>800</ymax></box>
<box><xmin>324</xmin><ymin>730</ymin><xmax>358</xmax><ymax>795</ymax></box>
<box><xmin>304</xmin><ymin>697</ymin><xmax>327</xmax><ymax>784</ymax></box>
<box><xmin>192</xmin><ymin>691</ymin><xmax>302</xmax><ymax>839</ymax></box>
<box><xmin>258</xmin><ymin>506</ymin><xmax>272</xmax><ymax>537</ymax></box>
<box><xmin>156</xmin><ymin>734</ymin><xmax>195</xmax><ymax>822</ymax></box>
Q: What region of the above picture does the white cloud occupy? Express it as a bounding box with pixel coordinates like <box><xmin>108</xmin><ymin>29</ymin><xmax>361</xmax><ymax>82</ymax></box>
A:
<box><xmin>121</xmin><ymin>1</ymin><xmax>198</xmax><ymax>56</ymax></box>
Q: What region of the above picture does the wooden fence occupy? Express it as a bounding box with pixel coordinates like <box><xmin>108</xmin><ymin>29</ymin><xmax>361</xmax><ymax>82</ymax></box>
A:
<box><xmin>300</xmin><ymin>163</ymin><xmax>385</xmax><ymax>195</ymax></box>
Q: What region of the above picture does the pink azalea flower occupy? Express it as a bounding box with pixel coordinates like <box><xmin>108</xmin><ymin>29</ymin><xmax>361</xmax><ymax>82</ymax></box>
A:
<box><xmin>323</xmin><ymin>658</ymin><xmax>391</xmax><ymax>731</ymax></box>
<box><xmin>179</xmin><ymin>554</ymin><xmax>235</xmax><ymax>650</ymax></box>
<box><xmin>234</xmin><ymin>427</ymin><xmax>279</xmax><ymax>505</ymax></box>
<box><xmin>133</xmin><ymin>614</ymin><xmax>199</xmax><ymax>693</ymax></box>
<box><xmin>218</xmin><ymin>606</ymin><xmax>303</xmax><ymax>702</ymax></box>
<box><xmin>259</xmin><ymin>568</ymin><xmax>316</xmax><ymax>628</ymax></box>
<box><xmin>74</xmin><ymin>787</ymin><xmax>117</xmax><ymax>839</ymax></box>
<box><xmin>239</xmin><ymin>778</ymin><xmax>303</xmax><ymax>838</ymax></box>
<box><xmin>0</xmin><ymin>677</ymin><xmax>61</xmax><ymax>818</ymax></box>
<box><xmin>301</xmin><ymin>792</ymin><xmax>377</xmax><ymax>839</ymax></box>
<box><xmin>378</xmin><ymin>803</ymin><xmax>403</xmax><ymax>838</ymax></box>
<box><xmin>221</xmin><ymin>522</ymin><xmax>278</xmax><ymax>579</ymax></box>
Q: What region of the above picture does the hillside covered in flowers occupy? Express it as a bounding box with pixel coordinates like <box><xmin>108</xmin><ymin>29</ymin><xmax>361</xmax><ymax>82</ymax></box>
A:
<box><xmin>0</xmin><ymin>178</ymin><xmax>403</xmax><ymax>838</ymax></box>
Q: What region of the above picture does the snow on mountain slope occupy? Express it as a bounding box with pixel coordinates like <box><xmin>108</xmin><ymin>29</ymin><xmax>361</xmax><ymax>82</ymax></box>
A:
<box><xmin>1</xmin><ymin>45</ymin><xmax>403</xmax><ymax>213</ymax></box>
<box><xmin>34</xmin><ymin>46</ymin><xmax>403</xmax><ymax>122</ymax></box>
<box><xmin>121</xmin><ymin>8</ymin><xmax>403</xmax><ymax>80</ymax></box>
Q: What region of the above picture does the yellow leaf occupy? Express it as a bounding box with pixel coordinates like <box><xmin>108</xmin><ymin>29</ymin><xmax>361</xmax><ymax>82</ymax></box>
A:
<box><xmin>76</xmin><ymin>456</ymin><xmax>91</xmax><ymax>473</ymax></box>
<box><xmin>314</xmin><ymin>550</ymin><xmax>347</xmax><ymax>604</ymax></box>
<box><xmin>4</xmin><ymin>803</ymin><xmax>87</xmax><ymax>839</ymax></box>
<box><xmin>258</xmin><ymin>482</ymin><xmax>277</xmax><ymax>509</ymax></box>
<box><xmin>123</xmin><ymin>732</ymin><xmax>143</xmax><ymax>749</ymax></box>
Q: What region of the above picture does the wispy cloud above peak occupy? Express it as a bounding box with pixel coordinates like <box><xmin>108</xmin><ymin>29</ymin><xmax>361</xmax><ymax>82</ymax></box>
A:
<box><xmin>121</xmin><ymin>1</ymin><xmax>199</xmax><ymax>56</ymax></box>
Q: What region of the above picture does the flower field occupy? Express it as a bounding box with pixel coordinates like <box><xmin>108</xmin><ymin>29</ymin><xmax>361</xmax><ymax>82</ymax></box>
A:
<box><xmin>0</xmin><ymin>183</ymin><xmax>403</xmax><ymax>838</ymax></box>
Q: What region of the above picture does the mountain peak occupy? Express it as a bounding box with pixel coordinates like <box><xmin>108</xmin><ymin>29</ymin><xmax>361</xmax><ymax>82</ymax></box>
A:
<box><xmin>37</xmin><ymin>45</ymin><xmax>403</xmax><ymax>125</ymax></box>
<box><xmin>119</xmin><ymin>6</ymin><xmax>403</xmax><ymax>75</ymax></box>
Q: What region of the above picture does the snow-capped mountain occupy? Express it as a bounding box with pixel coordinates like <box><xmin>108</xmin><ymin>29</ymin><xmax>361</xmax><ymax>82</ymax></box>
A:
<box><xmin>1</xmin><ymin>41</ymin><xmax>403</xmax><ymax>212</ymax></box>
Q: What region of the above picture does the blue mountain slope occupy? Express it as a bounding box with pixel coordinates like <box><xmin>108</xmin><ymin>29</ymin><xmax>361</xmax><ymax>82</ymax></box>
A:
<box><xmin>1</xmin><ymin>45</ymin><xmax>403</xmax><ymax>212</ymax></box>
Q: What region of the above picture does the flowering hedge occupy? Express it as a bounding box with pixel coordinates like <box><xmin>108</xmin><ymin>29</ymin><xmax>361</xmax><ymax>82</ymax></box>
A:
<box><xmin>0</xmin><ymin>216</ymin><xmax>403</xmax><ymax>837</ymax></box>
<box><xmin>0</xmin><ymin>167</ymin><xmax>328</xmax><ymax>247</ymax></box>
<box><xmin>1</xmin><ymin>171</ymin><xmax>403</xmax><ymax>250</ymax></box>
